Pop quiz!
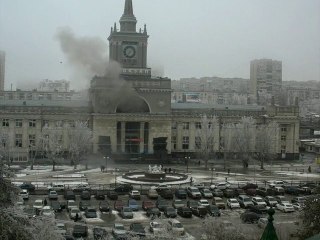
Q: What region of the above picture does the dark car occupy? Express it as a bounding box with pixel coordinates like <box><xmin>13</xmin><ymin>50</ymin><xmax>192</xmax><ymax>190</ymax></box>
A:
<box><xmin>177</xmin><ymin>207</ymin><xmax>192</xmax><ymax>218</ymax></box>
<box><xmin>50</xmin><ymin>200</ymin><xmax>62</xmax><ymax>212</ymax></box>
<box><xmin>146</xmin><ymin>207</ymin><xmax>161</xmax><ymax>218</ymax></box>
<box><xmin>81</xmin><ymin>190</ymin><xmax>91</xmax><ymax>200</ymax></box>
<box><xmin>107</xmin><ymin>190</ymin><xmax>118</xmax><ymax>200</ymax></box>
<box><xmin>85</xmin><ymin>208</ymin><xmax>97</xmax><ymax>218</ymax></box>
<box><xmin>159</xmin><ymin>189</ymin><xmax>174</xmax><ymax>199</ymax></box>
<box><xmin>114</xmin><ymin>200</ymin><xmax>124</xmax><ymax>212</ymax></box>
<box><xmin>95</xmin><ymin>191</ymin><xmax>106</xmax><ymax>200</ymax></box>
<box><xmin>240</xmin><ymin>212</ymin><xmax>260</xmax><ymax>223</ymax></box>
<box><xmin>19</xmin><ymin>183</ymin><xmax>35</xmax><ymax>191</ymax></box>
<box><xmin>114</xmin><ymin>184</ymin><xmax>133</xmax><ymax>194</ymax></box>
<box><xmin>224</xmin><ymin>189</ymin><xmax>235</xmax><ymax>198</ymax></box>
<box><xmin>192</xmin><ymin>206</ymin><xmax>207</xmax><ymax>218</ymax></box>
<box><xmin>242</xmin><ymin>183</ymin><xmax>258</xmax><ymax>190</ymax></box>
<box><xmin>175</xmin><ymin>189</ymin><xmax>187</xmax><ymax>199</ymax></box>
<box><xmin>164</xmin><ymin>207</ymin><xmax>177</xmax><ymax>218</ymax></box>
<box><xmin>187</xmin><ymin>200</ymin><xmax>198</xmax><ymax>210</ymax></box>
<box><xmin>212</xmin><ymin>189</ymin><xmax>224</xmax><ymax>198</ymax></box>
<box><xmin>284</xmin><ymin>186</ymin><xmax>300</xmax><ymax>195</ymax></box>
<box><xmin>234</xmin><ymin>188</ymin><xmax>245</xmax><ymax>196</ymax></box>
<box><xmin>156</xmin><ymin>199</ymin><xmax>170</xmax><ymax>211</ymax></box>
<box><xmin>246</xmin><ymin>205</ymin><xmax>266</xmax><ymax>215</ymax></box>
<box><xmin>142</xmin><ymin>200</ymin><xmax>155</xmax><ymax>210</ymax></box>
<box><xmin>299</xmin><ymin>187</ymin><xmax>312</xmax><ymax>195</ymax></box>
<box><xmin>245</xmin><ymin>188</ymin><xmax>257</xmax><ymax>196</ymax></box>
<box><xmin>64</xmin><ymin>235</ymin><xmax>75</xmax><ymax>240</ymax></box>
<box><xmin>99</xmin><ymin>201</ymin><xmax>110</xmax><ymax>213</ymax></box>
<box><xmin>256</xmin><ymin>187</ymin><xmax>275</xmax><ymax>197</ymax></box>
<box><xmin>79</xmin><ymin>200</ymin><xmax>91</xmax><ymax>211</ymax></box>
<box><xmin>72</xmin><ymin>225</ymin><xmax>88</xmax><ymax>238</ymax></box>
<box><xmin>130</xmin><ymin>223</ymin><xmax>146</xmax><ymax>237</ymax></box>
<box><xmin>206</xmin><ymin>205</ymin><xmax>221</xmax><ymax>217</ymax></box>
<box><xmin>93</xmin><ymin>227</ymin><xmax>107</xmax><ymax>240</ymax></box>
<box><xmin>64</xmin><ymin>191</ymin><xmax>76</xmax><ymax>200</ymax></box>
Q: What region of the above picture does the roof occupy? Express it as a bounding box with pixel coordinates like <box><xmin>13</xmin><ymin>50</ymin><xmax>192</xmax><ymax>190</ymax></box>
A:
<box><xmin>171</xmin><ymin>102</ymin><xmax>266</xmax><ymax>111</ymax></box>
<box><xmin>0</xmin><ymin>100</ymin><xmax>89</xmax><ymax>107</ymax></box>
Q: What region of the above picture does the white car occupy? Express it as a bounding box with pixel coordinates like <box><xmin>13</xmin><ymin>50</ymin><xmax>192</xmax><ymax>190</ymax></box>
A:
<box><xmin>252</xmin><ymin>197</ymin><xmax>267</xmax><ymax>207</ymax></box>
<box><xmin>227</xmin><ymin>198</ymin><xmax>240</xmax><ymax>209</ymax></box>
<box><xmin>198</xmin><ymin>199</ymin><xmax>210</xmax><ymax>207</ymax></box>
<box><xmin>19</xmin><ymin>189</ymin><xmax>29</xmax><ymax>200</ymax></box>
<box><xmin>211</xmin><ymin>182</ymin><xmax>231</xmax><ymax>190</ymax></box>
<box><xmin>33</xmin><ymin>199</ymin><xmax>44</xmax><ymax>210</ymax></box>
<box><xmin>41</xmin><ymin>206</ymin><xmax>55</xmax><ymax>217</ymax></box>
<box><xmin>55</xmin><ymin>223</ymin><xmax>67</xmax><ymax>235</ymax></box>
<box><xmin>48</xmin><ymin>190</ymin><xmax>58</xmax><ymax>200</ymax></box>
<box><xmin>292</xmin><ymin>203</ymin><xmax>302</xmax><ymax>211</ymax></box>
<box><xmin>168</xmin><ymin>219</ymin><xmax>185</xmax><ymax>236</ymax></box>
<box><xmin>112</xmin><ymin>223</ymin><xmax>127</xmax><ymax>238</ymax></box>
<box><xmin>269</xmin><ymin>180</ymin><xmax>285</xmax><ymax>188</ymax></box>
<box><xmin>67</xmin><ymin>200</ymin><xmax>77</xmax><ymax>211</ymax></box>
<box><xmin>47</xmin><ymin>183</ymin><xmax>65</xmax><ymax>191</ymax></box>
<box><xmin>149</xmin><ymin>221</ymin><xmax>165</xmax><ymax>234</ymax></box>
<box><xmin>276</xmin><ymin>203</ymin><xmax>295</xmax><ymax>213</ymax></box>
<box><xmin>151</xmin><ymin>184</ymin><xmax>172</xmax><ymax>190</ymax></box>
<box><xmin>69</xmin><ymin>207</ymin><xmax>82</xmax><ymax>219</ymax></box>
<box><xmin>129</xmin><ymin>190</ymin><xmax>141</xmax><ymax>199</ymax></box>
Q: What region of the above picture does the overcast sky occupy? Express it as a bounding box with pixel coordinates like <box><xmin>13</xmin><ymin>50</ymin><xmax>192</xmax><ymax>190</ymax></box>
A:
<box><xmin>0</xmin><ymin>0</ymin><xmax>319</xmax><ymax>90</ymax></box>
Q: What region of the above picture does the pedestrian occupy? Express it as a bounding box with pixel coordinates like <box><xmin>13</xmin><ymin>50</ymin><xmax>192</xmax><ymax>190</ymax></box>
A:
<box><xmin>44</xmin><ymin>198</ymin><xmax>47</xmax><ymax>206</ymax></box>
<box><xmin>308</xmin><ymin>166</ymin><xmax>311</xmax><ymax>173</ymax></box>
<box><xmin>228</xmin><ymin>169</ymin><xmax>230</xmax><ymax>175</ymax></box>
<box><xmin>74</xmin><ymin>213</ymin><xmax>79</xmax><ymax>222</ymax></box>
<box><xmin>198</xmin><ymin>160</ymin><xmax>200</xmax><ymax>166</ymax></box>
<box><xmin>169</xmin><ymin>168</ymin><xmax>171</xmax><ymax>173</ymax></box>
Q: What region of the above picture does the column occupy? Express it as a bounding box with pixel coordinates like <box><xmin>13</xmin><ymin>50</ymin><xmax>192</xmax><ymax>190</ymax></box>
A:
<box><xmin>139</xmin><ymin>122</ymin><xmax>144</xmax><ymax>153</ymax></box>
<box><xmin>121</xmin><ymin>122</ymin><xmax>126</xmax><ymax>153</ymax></box>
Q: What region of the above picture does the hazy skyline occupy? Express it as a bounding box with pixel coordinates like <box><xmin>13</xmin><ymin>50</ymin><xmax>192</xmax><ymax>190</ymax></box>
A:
<box><xmin>0</xmin><ymin>0</ymin><xmax>319</xmax><ymax>90</ymax></box>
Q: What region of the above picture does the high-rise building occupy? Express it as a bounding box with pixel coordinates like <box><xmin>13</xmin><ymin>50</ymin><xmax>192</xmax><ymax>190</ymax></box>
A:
<box><xmin>0</xmin><ymin>51</ymin><xmax>5</xmax><ymax>91</ymax></box>
<box><xmin>250</xmin><ymin>59</ymin><xmax>282</xmax><ymax>102</ymax></box>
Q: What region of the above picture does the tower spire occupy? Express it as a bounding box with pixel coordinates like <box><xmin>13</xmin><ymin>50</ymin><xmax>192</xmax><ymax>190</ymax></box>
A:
<box><xmin>120</xmin><ymin>0</ymin><xmax>137</xmax><ymax>32</ymax></box>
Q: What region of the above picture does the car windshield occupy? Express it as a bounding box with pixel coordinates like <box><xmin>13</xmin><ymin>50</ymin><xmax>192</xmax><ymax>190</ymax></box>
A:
<box><xmin>203</xmin><ymin>189</ymin><xmax>211</xmax><ymax>193</ymax></box>
<box><xmin>69</xmin><ymin>202</ymin><xmax>76</xmax><ymax>207</ymax></box>
<box><xmin>123</xmin><ymin>207</ymin><xmax>132</xmax><ymax>212</ymax></box>
<box><xmin>34</xmin><ymin>201</ymin><xmax>42</xmax><ymax>206</ymax></box>
<box><xmin>115</xmin><ymin>225</ymin><xmax>125</xmax><ymax>230</ymax></box>
<box><xmin>210</xmin><ymin>206</ymin><xmax>218</xmax><ymax>210</ymax></box>
<box><xmin>175</xmin><ymin>200</ymin><xmax>182</xmax><ymax>204</ymax></box>
<box><xmin>230</xmin><ymin>200</ymin><xmax>238</xmax><ymax>203</ymax></box>
<box><xmin>256</xmin><ymin>199</ymin><xmax>264</xmax><ymax>202</ymax></box>
<box><xmin>191</xmin><ymin>188</ymin><xmax>199</xmax><ymax>192</ymax></box>
<box><xmin>173</xmin><ymin>223</ymin><xmax>183</xmax><ymax>228</ymax></box>
<box><xmin>43</xmin><ymin>208</ymin><xmax>52</xmax><ymax>213</ymax></box>
<box><xmin>152</xmin><ymin>223</ymin><xmax>162</xmax><ymax>228</ymax></box>
<box><xmin>244</xmin><ymin>198</ymin><xmax>251</xmax><ymax>202</ymax></box>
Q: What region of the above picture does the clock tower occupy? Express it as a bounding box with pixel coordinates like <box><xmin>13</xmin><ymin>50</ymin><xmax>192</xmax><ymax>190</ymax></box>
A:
<box><xmin>108</xmin><ymin>0</ymin><xmax>148</xmax><ymax>69</ymax></box>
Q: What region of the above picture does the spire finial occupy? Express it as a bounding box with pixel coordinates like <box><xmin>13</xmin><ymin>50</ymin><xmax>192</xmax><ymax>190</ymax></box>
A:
<box><xmin>124</xmin><ymin>0</ymin><xmax>134</xmax><ymax>16</ymax></box>
<box><xmin>144</xmin><ymin>24</ymin><xmax>147</xmax><ymax>34</ymax></box>
<box><xmin>114</xmin><ymin>22</ymin><xmax>117</xmax><ymax>32</ymax></box>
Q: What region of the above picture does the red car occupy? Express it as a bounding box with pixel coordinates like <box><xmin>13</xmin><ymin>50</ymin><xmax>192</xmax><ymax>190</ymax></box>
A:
<box><xmin>114</xmin><ymin>200</ymin><xmax>124</xmax><ymax>212</ymax></box>
<box><xmin>142</xmin><ymin>200</ymin><xmax>155</xmax><ymax>210</ymax></box>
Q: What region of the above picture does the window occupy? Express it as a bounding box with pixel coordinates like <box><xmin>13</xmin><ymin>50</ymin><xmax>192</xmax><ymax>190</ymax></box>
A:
<box><xmin>182</xmin><ymin>136</ymin><xmax>189</xmax><ymax>150</ymax></box>
<box><xmin>55</xmin><ymin>121</ymin><xmax>63</xmax><ymax>127</ymax></box>
<box><xmin>29</xmin><ymin>134</ymin><xmax>36</xmax><ymax>147</ymax></box>
<box><xmin>16</xmin><ymin>119</ymin><xmax>23</xmax><ymax>128</ymax></box>
<box><xmin>281</xmin><ymin>145</ymin><xmax>286</xmax><ymax>154</ymax></box>
<box><xmin>171</xmin><ymin>136</ymin><xmax>177</xmax><ymax>150</ymax></box>
<box><xmin>182</xmin><ymin>122</ymin><xmax>189</xmax><ymax>130</ymax></box>
<box><xmin>195</xmin><ymin>136</ymin><xmax>201</xmax><ymax>150</ymax></box>
<box><xmin>281</xmin><ymin>127</ymin><xmax>287</xmax><ymax>133</ymax></box>
<box><xmin>15</xmin><ymin>134</ymin><xmax>23</xmax><ymax>148</ymax></box>
<box><xmin>2</xmin><ymin>119</ymin><xmax>9</xmax><ymax>127</ymax></box>
<box><xmin>195</xmin><ymin>122</ymin><xmax>201</xmax><ymax>129</ymax></box>
<box><xmin>171</xmin><ymin>122</ymin><xmax>177</xmax><ymax>130</ymax></box>
<box><xmin>281</xmin><ymin>136</ymin><xmax>286</xmax><ymax>141</ymax></box>
<box><xmin>29</xmin><ymin>119</ymin><xmax>36</xmax><ymax>127</ymax></box>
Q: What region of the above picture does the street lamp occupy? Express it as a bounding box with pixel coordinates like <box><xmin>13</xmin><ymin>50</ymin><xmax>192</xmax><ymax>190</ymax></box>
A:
<box><xmin>185</xmin><ymin>156</ymin><xmax>190</xmax><ymax>173</ymax></box>
<box><xmin>104</xmin><ymin>156</ymin><xmax>109</xmax><ymax>172</ymax></box>
<box><xmin>210</xmin><ymin>165</ymin><xmax>215</xmax><ymax>184</ymax></box>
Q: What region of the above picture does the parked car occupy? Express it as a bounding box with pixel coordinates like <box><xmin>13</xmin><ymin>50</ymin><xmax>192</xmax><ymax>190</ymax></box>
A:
<box><xmin>85</xmin><ymin>208</ymin><xmax>97</xmax><ymax>218</ymax></box>
<box><xmin>198</xmin><ymin>199</ymin><xmax>210</xmax><ymax>207</ymax></box>
<box><xmin>99</xmin><ymin>201</ymin><xmax>110</xmax><ymax>213</ymax></box>
<box><xmin>246</xmin><ymin>205</ymin><xmax>266</xmax><ymax>215</ymax></box>
<box><xmin>192</xmin><ymin>206</ymin><xmax>207</xmax><ymax>218</ymax></box>
<box><xmin>73</xmin><ymin>184</ymin><xmax>90</xmax><ymax>191</ymax></box>
<box><xmin>146</xmin><ymin>207</ymin><xmax>161</xmax><ymax>218</ymax></box>
<box><xmin>114</xmin><ymin>200</ymin><xmax>124</xmax><ymax>212</ymax></box>
<box><xmin>69</xmin><ymin>207</ymin><xmax>81</xmax><ymax>220</ymax></box>
<box><xmin>41</xmin><ymin>206</ymin><xmax>55</xmax><ymax>217</ymax></box>
<box><xmin>175</xmin><ymin>189</ymin><xmax>187</xmax><ymax>199</ymax></box>
<box><xmin>67</xmin><ymin>200</ymin><xmax>77</xmax><ymax>212</ymax></box>
<box><xmin>156</xmin><ymin>199</ymin><xmax>170</xmax><ymax>211</ymax></box>
<box><xmin>79</xmin><ymin>200</ymin><xmax>91</xmax><ymax>211</ymax></box>
<box><xmin>55</xmin><ymin>223</ymin><xmax>67</xmax><ymax>235</ymax></box>
<box><xmin>19</xmin><ymin>189</ymin><xmax>29</xmax><ymax>200</ymax></box>
<box><xmin>269</xmin><ymin>180</ymin><xmax>285</xmax><ymax>188</ymax></box>
<box><xmin>167</xmin><ymin>219</ymin><xmax>185</xmax><ymax>236</ymax></box>
<box><xmin>187</xmin><ymin>200</ymin><xmax>199</xmax><ymax>210</ymax></box>
<box><xmin>147</xmin><ymin>189</ymin><xmax>159</xmax><ymax>199</ymax></box>
<box><xmin>130</xmin><ymin>223</ymin><xmax>146</xmax><ymax>237</ymax></box>
<box><xmin>284</xmin><ymin>186</ymin><xmax>300</xmax><ymax>195</ymax></box>
<box><xmin>224</xmin><ymin>189</ymin><xmax>235</xmax><ymax>198</ymax></box>
<box><xmin>80</xmin><ymin>190</ymin><xmax>91</xmax><ymax>200</ymax></box>
<box><xmin>164</xmin><ymin>207</ymin><xmax>177</xmax><ymax>218</ymax></box>
<box><xmin>227</xmin><ymin>198</ymin><xmax>240</xmax><ymax>209</ymax></box>
<box><xmin>210</xmin><ymin>182</ymin><xmax>230</xmax><ymax>190</ymax></box>
<box><xmin>187</xmin><ymin>187</ymin><xmax>201</xmax><ymax>199</ymax></box>
<box><xmin>237</xmin><ymin>195</ymin><xmax>254</xmax><ymax>208</ymax></box>
<box><xmin>257</xmin><ymin>218</ymin><xmax>268</xmax><ymax>228</ymax></box>
<box><xmin>234</xmin><ymin>188</ymin><xmax>245</xmax><ymax>196</ymax></box>
<box><xmin>129</xmin><ymin>190</ymin><xmax>141</xmax><ymax>200</ymax></box>
<box><xmin>264</xmin><ymin>196</ymin><xmax>278</xmax><ymax>207</ymax></box>
<box><xmin>276</xmin><ymin>203</ymin><xmax>295</xmax><ymax>212</ymax></box>
<box><xmin>51</xmin><ymin>200</ymin><xmax>62</xmax><ymax>212</ymax></box>
<box><xmin>142</xmin><ymin>200</ymin><xmax>155</xmax><ymax>210</ymax></box>
<box><xmin>200</xmin><ymin>188</ymin><xmax>213</xmax><ymax>198</ymax></box>
<box><xmin>94</xmin><ymin>191</ymin><xmax>106</xmax><ymax>200</ymax></box>
<box><xmin>256</xmin><ymin>187</ymin><xmax>275</xmax><ymax>197</ymax></box>
<box><xmin>211</xmin><ymin>189</ymin><xmax>224</xmax><ymax>198</ymax></box>
<box><xmin>33</xmin><ymin>199</ymin><xmax>44</xmax><ymax>210</ymax></box>
<box><xmin>172</xmin><ymin>199</ymin><xmax>186</xmax><ymax>209</ymax></box>
<box><xmin>177</xmin><ymin>207</ymin><xmax>192</xmax><ymax>218</ymax></box>
<box><xmin>19</xmin><ymin>183</ymin><xmax>35</xmax><ymax>191</ymax></box>
<box><xmin>275</xmin><ymin>196</ymin><xmax>290</xmax><ymax>204</ymax></box>
<box><xmin>192</xmin><ymin>183</ymin><xmax>205</xmax><ymax>190</ymax></box>
<box><xmin>72</xmin><ymin>225</ymin><xmax>88</xmax><ymax>238</ymax></box>
<box><xmin>242</xmin><ymin>183</ymin><xmax>258</xmax><ymax>190</ymax></box>
<box><xmin>252</xmin><ymin>197</ymin><xmax>267</xmax><ymax>207</ymax></box>
<box><xmin>120</xmin><ymin>207</ymin><xmax>133</xmax><ymax>219</ymax></box>
<box><xmin>114</xmin><ymin>184</ymin><xmax>133</xmax><ymax>194</ymax></box>
<box><xmin>240</xmin><ymin>211</ymin><xmax>260</xmax><ymax>223</ymax></box>
<box><xmin>128</xmin><ymin>199</ymin><xmax>139</xmax><ymax>211</ymax></box>
<box><xmin>206</xmin><ymin>205</ymin><xmax>221</xmax><ymax>217</ymax></box>
<box><xmin>299</xmin><ymin>187</ymin><xmax>312</xmax><ymax>195</ymax></box>
<box><xmin>64</xmin><ymin>191</ymin><xmax>76</xmax><ymax>201</ymax></box>
<box><xmin>245</xmin><ymin>188</ymin><xmax>257</xmax><ymax>196</ymax></box>
<box><xmin>48</xmin><ymin>190</ymin><xmax>58</xmax><ymax>200</ymax></box>
<box><xmin>149</xmin><ymin>221</ymin><xmax>165</xmax><ymax>235</ymax></box>
<box><xmin>159</xmin><ymin>189</ymin><xmax>174</xmax><ymax>199</ymax></box>
<box><xmin>292</xmin><ymin>203</ymin><xmax>303</xmax><ymax>211</ymax></box>
<box><xmin>93</xmin><ymin>227</ymin><xmax>107</xmax><ymax>240</ymax></box>
<box><xmin>291</xmin><ymin>196</ymin><xmax>306</xmax><ymax>204</ymax></box>
<box><xmin>107</xmin><ymin>190</ymin><xmax>118</xmax><ymax>200</ymax></box>
<box><xmin>47</xmin><ymin>183</ymin><xmax>64</xmax><ymax>191</ymax></box>
<box><xmin>274</xmin><ymin>187</ymin><xmax>285</xmax><ymax>195</ymax></box>
<box><xmin>212</xmin><ymin>197</ymin><xmax>226</xmax><ymax>209</ymax></box>
<box><xmin>112</xmin><ymin>223</ymin><xmax>127</xmax><ymax>239</ymax></box>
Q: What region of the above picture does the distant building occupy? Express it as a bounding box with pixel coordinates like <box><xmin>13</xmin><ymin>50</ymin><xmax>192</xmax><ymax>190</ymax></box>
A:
<box><xmin>0</xmin><ymin>51</ymin><xmax>5</xmax><ymax>91</ymax></box>
<box><xmin>38</xmin><ymin>79</ymin><xmax>70</xmax><ymax>92</ymax></box>
<box><xmin>250</xmin><ymin>59</ymin><xmax>282</xmax><ymax>103</ymax></box>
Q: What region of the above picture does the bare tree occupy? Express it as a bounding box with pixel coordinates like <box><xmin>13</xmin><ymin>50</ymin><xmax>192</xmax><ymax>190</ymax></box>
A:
<box><xmin>67</xmin><ymin>121</ymin><xmax>93</xmax><ymax>169</ymax></box>
<box><xmin>255</xmin><ymin>122</ymin><xmax>279</xmax><ymax>169</ymax></box>
<box><xmin>221</xmin><ymin>123</ymin><xmax>237</xmax><ymax>170</ymax></box>
<box><xmin>195</xmin><ymin>114</ymin><xmax>218</xmax><ymax>169</ymax></box>
<box><xmin>0</xmin><ymin>132</ymin><xmax>13</xmax><ymax>169</ymax></box>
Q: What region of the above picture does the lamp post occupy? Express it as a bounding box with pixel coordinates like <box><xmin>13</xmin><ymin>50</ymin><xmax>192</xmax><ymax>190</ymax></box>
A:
<box><xmin>104</xmin><ymin>156</ymin><xmax>109</xmax><ymax>172</ymax></box>
<box><xmin>210</xmin><ymin>164</ymin><xmax>215</xmax><ymax>184</ymax></box>
<box><xmin>185</xmin><ymin>156</ymin><xmax>190</xmax><ymax>173</ymax></box>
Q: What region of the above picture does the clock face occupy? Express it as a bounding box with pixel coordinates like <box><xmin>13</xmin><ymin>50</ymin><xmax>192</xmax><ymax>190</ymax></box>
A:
<box><xmin>123</xmin><ymin>45</ymin><xmax>136</xmax><ymax>58</ymax></box>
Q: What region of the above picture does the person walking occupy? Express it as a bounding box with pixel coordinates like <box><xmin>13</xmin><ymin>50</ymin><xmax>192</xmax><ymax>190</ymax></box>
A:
<box><xmin>44</xmin><ymin>198</ymin><xmax>47</xmax><ymax>206</ymax></box>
